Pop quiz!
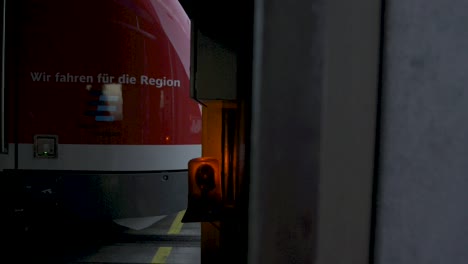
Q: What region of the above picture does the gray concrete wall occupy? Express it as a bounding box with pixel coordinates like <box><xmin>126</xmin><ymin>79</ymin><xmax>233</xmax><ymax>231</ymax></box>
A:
<box><xmin>375</xmin><ymin>1</ymin><xmax>468</xmax><ymax>263</ymax></box>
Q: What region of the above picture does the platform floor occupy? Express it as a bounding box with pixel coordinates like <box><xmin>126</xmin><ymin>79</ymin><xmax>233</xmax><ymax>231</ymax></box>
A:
<box><xmin>12</xmin><ymin>210</ymin><xmax>201</xmax><ymax>264</ymax></box>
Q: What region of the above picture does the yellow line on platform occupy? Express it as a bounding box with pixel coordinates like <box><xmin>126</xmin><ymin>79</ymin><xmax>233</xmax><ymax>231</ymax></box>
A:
<box><xmin>168</xmin><ymin>210</ymin><xmax>186</xmax><ymax>235</ymax></box>
<box><xmin>152</xmin><ymin>247</ymin><xmax>172</xmax><ymax>263</ymax></box>
<box><xmin>151</xmin><ymin>210</ymin><xmax>186</xmax><ymax>263</ymax></box>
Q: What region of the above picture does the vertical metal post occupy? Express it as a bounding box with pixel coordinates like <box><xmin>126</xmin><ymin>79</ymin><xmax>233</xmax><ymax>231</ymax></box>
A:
<box><xmin>1</xmin><ymin>0</ymin><xmax>7</xmax><ymax>153</ymax></box>
<box><xmin>249</xmin><ymin>0</ymin><xmax>381</xmax><ymax>263</ymax></box>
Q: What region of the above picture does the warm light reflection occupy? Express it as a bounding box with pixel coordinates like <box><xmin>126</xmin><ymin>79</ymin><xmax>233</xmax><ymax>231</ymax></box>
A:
<box><xmin>182</xmin><ymin>157</ymin><xmax>223</xmax><ymax>222</ymax></box>
<box><xmin>187</xmin><ymin>157</ymin><xmax>221</xmax><ymax>200</ymax></box>
<box><xmin>183</xmin><ymin>101</ymin><xmax>240</xmax><ymax>222</ymax></box>
<box><xmin>201</xmin><ymin>101</ymin><xmax>239</xmax><ymax>207</ymax></box>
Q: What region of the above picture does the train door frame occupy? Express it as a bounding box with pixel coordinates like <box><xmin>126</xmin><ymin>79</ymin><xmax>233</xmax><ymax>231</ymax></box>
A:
<box><xmin>249</xmin><ymin>0</ymin><xmax>383</xmax><ymax>263</ymax></box>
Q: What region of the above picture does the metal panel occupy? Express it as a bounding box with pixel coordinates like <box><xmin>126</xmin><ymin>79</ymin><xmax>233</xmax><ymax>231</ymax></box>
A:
<box><xmin>6</xmin><ymin>169</ymin><xmax>188</xmax><ymax>225</ymax></box>
<box><xmin>249</xmin><ymin>0</ymin><xmax>381</xmax><ymax>263</ymax></box>
<box><xmin>249</xmin><ymin>0</ymin><xmax>325</xmax><ymax>262</ymax></box>
<box><xmin>18</xmin><ymin>144</ymin><xmax>200</xmax><ymax>171</ymax></box>
<box><xmin>190</xmin><ymin>27</ymin><xmax>237</xmax><ymax>101</ymax></box>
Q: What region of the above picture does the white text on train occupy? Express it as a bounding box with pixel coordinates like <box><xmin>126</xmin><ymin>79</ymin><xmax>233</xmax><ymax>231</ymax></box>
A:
<box><xmin>140</xmin><ymin>75</ymin><xmax>181</xmax><ymax>88</ymax></box>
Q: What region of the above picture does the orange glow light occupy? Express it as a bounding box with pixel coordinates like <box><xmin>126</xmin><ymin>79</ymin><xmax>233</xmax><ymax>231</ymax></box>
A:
<box><xmin>187</xmin><ymin>157</ymin><xmax>221</xmax><ymax>200</ymax></box>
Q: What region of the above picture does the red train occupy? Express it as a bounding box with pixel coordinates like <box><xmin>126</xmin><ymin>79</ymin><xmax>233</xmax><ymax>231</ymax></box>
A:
<box><xmin>1</xmin><ymin>0</ymin><xmax>201</xmax><ymax>229</ymax></box>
